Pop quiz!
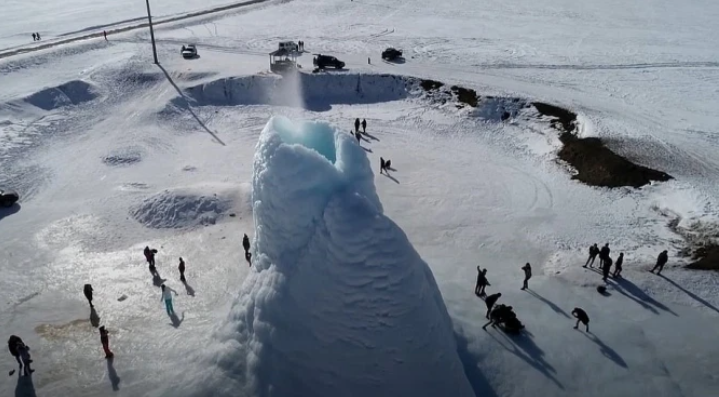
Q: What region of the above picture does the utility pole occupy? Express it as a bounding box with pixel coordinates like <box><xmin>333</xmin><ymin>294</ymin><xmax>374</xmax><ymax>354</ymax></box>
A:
<box><xmin>145</xmin><ymin>0</ymin><xmax>159</xmax><ymax>64</ymax></box>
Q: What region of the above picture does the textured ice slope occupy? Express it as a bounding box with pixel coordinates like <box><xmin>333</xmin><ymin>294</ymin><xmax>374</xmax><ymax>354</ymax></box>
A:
<box><xmin>219</xmin><ymin>116</ymin><xmax>474</xmax><ymax>397</ymax></box>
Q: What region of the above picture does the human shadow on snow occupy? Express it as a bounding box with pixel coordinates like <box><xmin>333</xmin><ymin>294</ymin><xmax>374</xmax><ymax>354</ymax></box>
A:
<box><xmin>526</xmin><ymin>290</ymin><xmax>571</xmax><ymax>319</ymax></box>
<box><xmin>90</xmin><ymin>307</ymin><xmax>101</xmax><ymax>328</ymax></box>
<box><xmin>612</xmin><ymin>277</ymin><xmax>678</xmax><ymax>316</ymax></box>
<box><xmin>659</xmin><ymin>274</ymin><xmax>719</xmax><ymax>315</ymax></box>
<box><xmin>170</xmin><ymin>311</ymin><xmax>185</xmax><ymax>328</ymax></box>
<box><xmin>580</xmin><ymin>331</ymin><xmax>627</xmax><ymax>368</ymax></box>
<box><xmin>15</xmin><ymin>373</ymin><xmax>37</xmax><ymax>397</ymax></box>
<box><xmin>152</xmin><ymin>273</ymin><xmax>167</xmax><ymax>287</ymax></box>
<box><xmin>485</xmin><ymin>328</ymin><xmax>564</xmax><ymax>390</ymax></box>
<box><xmin>183</xmin><ymin>282</ymin><xmax>196</xmax><ymax>297</ymax></box>
<box><xmin>454</xmin><ymin>331</ymin><xmax>500</xmax><ymax>397</ymax></box>
<box><xmin>107</xmin><ymin>356</ymin><xmax>121</xmax><ymax>391</ymax></box>
<box><xmin>382</xmin><ymin>173</ymin><xmax>400</xmax><ymax>184</ymax></box>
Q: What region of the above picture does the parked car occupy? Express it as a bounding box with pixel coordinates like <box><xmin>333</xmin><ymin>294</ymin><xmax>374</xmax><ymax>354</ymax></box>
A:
<box><xmin>382</xmin><ymin>47</ymin><xmax>403</xmax><ymax>61</ymax></box>
<box><xmin>181</xmin><ymin>44</ymin><xmax>198</xmax><ymax>59</ymax></box>
<box><xmin>313</xmin><ymin>54</ymin><xmax>345</xmax><ymax>69</ymax></box>
<box><xmin>0</xmin><ymin>189</ymin><xmax>19</xmax><ymax>207</ymax></box>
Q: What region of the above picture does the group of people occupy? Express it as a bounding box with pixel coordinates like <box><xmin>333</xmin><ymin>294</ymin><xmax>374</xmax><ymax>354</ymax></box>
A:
<box><xmin>350</xmin><ymin>118</ymin><xmax>394</xmax><ymax>177</ymax></box>
<box><xmin>584</xmin><ymin>243</ymin><xmax>669</xmax><ymax>280</ymax></box>
<box><xmin>475</xmin><ymin>261</ymin><xmax>591</xmax><ymax>333</ymax></box>
<box><xmin>474</xmin><ymin>263</ymin><xmax>534</xmax><ymax>332</ymax></box>
<box><xmin>297</xmin><ymin>40</ymin><xmax>306</xmax><ymax>52</ymax></box>
<box><xmin>31</xmin><ymin>32</ymin><xmax>41</xmax><ymax>41</ymax></box>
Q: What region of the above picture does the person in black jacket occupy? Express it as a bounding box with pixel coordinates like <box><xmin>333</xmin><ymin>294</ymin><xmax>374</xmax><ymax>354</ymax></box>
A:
<box><xmin>242</xmin><ymin>234</ymin><xmax>250</xmax><ymax>255</ymax></box>
<box><xmin>83</xmin><ymin>284</ymin><xmax>94</xmax><ymax>308</ymax></box>
<box><xmin>602</xmin><ymin>256</ymin><xmax>613</xmax><ymax>282</ymax></box>
<box><xmin>7</xmin><ymin>335</ymin><xmax>23</xmax><ymax>368</ymax></box>
<box><xmin>584</xmin><ymin>244</ymin><xmax>599</xmax><ymax>268</ymax></box>
<box><xmin>599</xmin><ymin>243</ymin><xmax>610</xmax><ymax>268</ymax></box>
<box><xmin>178</xmin><ymin>258</ymin><xmax>186</xmax><ymax>283</ymax></box>
<box><xmin>572</xmin><ymin>307</ymin><xmax>589</xmax><ymax>332</ymax></box>
<box><xmin>484</xmin><ymin>293</ymin><xmax>502</xmax><ymax>319</ymax></box>
<box><xmin>521</xmin><ymin>263</ymin><xmax>532</xmax><ymax>290</ymax></box>
<box><xmin>650</xmin><ymin>250</ymin><xmax>669</xmax><ymax>275</ymax></box>
<box><xmin>361</xmin><ymin>119</ymin><xmax>367</xmax><ymax>133</ymax></box>
<box><xmin>475</xmin><ymin>267</ymin><xmax>490</xmax><ymax>297</ymax></box>
<box><xmin>613</xmin><ymin>253</ymin><xmax>624</xmax><ymax>278</ymax></box>
<box><xmin>354</xmin><ymin>118</ymin><xmax>360</xmax><ymax>133</ymax></box>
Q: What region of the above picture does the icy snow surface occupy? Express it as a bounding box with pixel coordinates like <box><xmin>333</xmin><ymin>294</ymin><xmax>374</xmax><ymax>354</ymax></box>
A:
<box><xmin>205</xmin><ymin>117</ymin><xmax>474</xmax><ymax>397</ymax></box>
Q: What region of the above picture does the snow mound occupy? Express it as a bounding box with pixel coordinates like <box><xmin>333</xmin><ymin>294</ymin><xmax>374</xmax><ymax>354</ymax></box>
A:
<box><xmin>23</xmin><ymin>80</ymin><xmax>98</xmax><ymax>110</ymax></box>
<box><xmin>102</xmin><ymin>146</ymin><xmax>144</xmax><ymax>166</ymax></box>
<box><xmin>211</xmin><ymin>116</ymin><xmax>474</xmax><ymax>397</ymax></box>
<box><xmin>130</xmin><ymin>184</ymin><xmax>249</xmax><ymax>229</ymax></box>
<box><xmin>175</xmin><ymin>73</ymin><xmax>410</xmax><ymax>111</ymax></box>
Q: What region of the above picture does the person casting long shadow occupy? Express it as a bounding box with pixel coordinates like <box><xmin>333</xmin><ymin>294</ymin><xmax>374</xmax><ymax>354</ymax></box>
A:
<box><xmin>107</xmin><ymin>357</ymin><xmax>121</xmax><ymax>391</ymax></box>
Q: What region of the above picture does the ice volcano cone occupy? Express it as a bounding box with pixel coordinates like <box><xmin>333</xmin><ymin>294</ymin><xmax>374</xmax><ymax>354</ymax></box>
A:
<box><xmin>226</xmin><ymin>116</ymin><xmax>474</xmax><ymax>397</ymax></box>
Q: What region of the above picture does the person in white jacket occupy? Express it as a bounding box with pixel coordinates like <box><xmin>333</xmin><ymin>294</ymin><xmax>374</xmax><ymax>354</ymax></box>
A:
<box><xmin>160</xmin><ymin>284</ymin><xmax>178</xmax><ymax>316</ymax></box>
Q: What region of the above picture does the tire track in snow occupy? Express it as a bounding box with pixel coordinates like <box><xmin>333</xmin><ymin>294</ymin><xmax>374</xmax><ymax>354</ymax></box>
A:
<box><xmin>0</xmin><ymin>0</ymin><xmax>282</xmax><ymax>60</ymax></box>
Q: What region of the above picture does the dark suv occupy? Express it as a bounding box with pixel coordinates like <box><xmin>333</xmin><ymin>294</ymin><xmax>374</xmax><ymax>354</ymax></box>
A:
<box><xmin>0</xmin><ymin>189</ymin><xmax>19</xmax><ymax>207</ymax></box>
<box><xmin>313</xmin><ymin>54</ymin><xmax>345</xmax><ymax>69</ymax></box>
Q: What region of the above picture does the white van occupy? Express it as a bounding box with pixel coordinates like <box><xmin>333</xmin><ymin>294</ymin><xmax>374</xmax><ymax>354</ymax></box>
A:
<box><xmin>278</xmin><ymin>41</ymin><xmax>299</xmax><ymax>52</ymax></box>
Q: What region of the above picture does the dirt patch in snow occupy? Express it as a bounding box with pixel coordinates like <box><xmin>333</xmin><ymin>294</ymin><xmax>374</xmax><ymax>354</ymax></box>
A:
<box><xmin>130</xmin><ymin>184</ymin><xmax>249</xmax><ymax>229</ymax></box>
<box><xmin>102</xmin><ymin>147</ymin><xmax>144</xmax><ymax>166</ymax></box>
<box><xmin>687</xmin><ymin>244</ymin><xmax>719</xmax><ymax>270</ymax></box>
<box><xmin>533</xmin><ymin>102</ymin><xmax>673</xmax><ymax>188</ymax></box>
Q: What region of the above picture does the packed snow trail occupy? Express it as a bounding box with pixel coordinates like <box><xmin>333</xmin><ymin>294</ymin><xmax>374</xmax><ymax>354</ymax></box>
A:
<box><xmin>205</xmin><ymin>117</ymin><xmax>474</xmax><ymax>397</ymax></box>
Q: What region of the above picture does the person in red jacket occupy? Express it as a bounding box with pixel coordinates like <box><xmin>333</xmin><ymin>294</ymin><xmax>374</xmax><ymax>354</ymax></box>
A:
<box><xmin>99</xmin><ymin>326</ymin><xmax>114</xmax><ymax>358</ymax></box>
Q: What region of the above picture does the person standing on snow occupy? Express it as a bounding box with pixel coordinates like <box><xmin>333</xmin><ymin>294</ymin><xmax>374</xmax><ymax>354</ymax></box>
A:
<box><xmin>354</xmin><ymin>118</ymin><xmax>360</xmax><ymax>133</ymax></box>
<box><xmin>584</xmin><ymin>243</ymin><xmax>599</xmax><ymax>268</ymax></box>
<box><xmin>599</xmin><ymin>243</ymin><xmax>610</xmax><ymax>269</ymax></box>
<box><xmin>178</xmin><ymin>257</ymin><xmax>186</xmax><ymax>283</ymax></box>
<box><xmin>32</xmin><ymin>33</ymin><xmax>36</xmax><ymax>41</ymax></box>
<box><xmin>572</xmin><ymin>307</ymin><xmax>590</xmax><ymax>332</ymax></box>
<box><xmin>602</xmin><ymin>255</ymin><xmax>613</xmax><ymax>282</ymax></box>
<box><xmin>613</xmin><ymin>253</ymin><xmax>624</xmax><ymax>278</ymax></box>
<box><xmin>650</xmin><ymin>250</ymin><xmax>669</xmax><ymax>275</ymax></box>
<box><xmin>521</xmin><ymin>263</ymin><xmax>532</xmax><ymax>290</ymax></box>
<box><xmin>380</xmin><ymin>157</ymin><xmax>386</xmax><ymax>174</ymax></box>
<box><xmin>83</xmin><ymin>284</ymin><xmax>94</xmax><ymax>308</ymax></box>
<box><xmin>16</xmin><ymin>341</ymin><xmax>33</xmax><ymax>376</ymax></box>
<box><xmin>103</xmin><ymin>30</ymin><xmax>107</xmax><ymax>41</ymax></box>
<box><xmin>484</xmin><ymin>292</ymin><xmax>501</xmax><ymax>319</ymax></box>
<box><xmin>36</xmin><ymin>32</ymin><xmax>41</xmax><ymax>40</ymax></box>
<box><xmin>144</xmin><ymin>246</ymin><xmax>158</xmax><ymax>276</ymax></box>
<box><xmin>242</xmin><ymin>234</ymin><xmax>250</xmax><ymax>255</ymax></box>
<box><xmin>475</xmin><ymin>267</ymin><xmax>490</xmax><ymax>297</ymax></box>
<box><xmin>99</xmin><ymin>326</ymin><xmax>114</xmax><ymax>358</ymax></box>
<box><xmin>7</xmin><ymin>335</ymin><xmax>24</xmax><ymax>369</ymax></box>
<box><xmin>361</xmin><ymin>119</ymin><xmax>367</xmax><ymax>133</ymax></box>
<box><xmin>160</xmin><ymin>284</ymin><xmax>178</xmax><ymax>316</ymax></box>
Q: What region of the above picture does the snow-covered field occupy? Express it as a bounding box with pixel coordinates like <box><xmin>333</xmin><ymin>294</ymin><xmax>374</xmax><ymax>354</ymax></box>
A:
<box><xmin>2</xmin><ymin>0</ymin><xmax>719</xmax><ymax>396</ymax></box>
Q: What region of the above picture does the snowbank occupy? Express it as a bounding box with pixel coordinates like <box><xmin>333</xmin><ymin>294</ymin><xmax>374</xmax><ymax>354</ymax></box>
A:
<box><xmin>23</xmin><ymin>80</ymin><xmax>98</xmax><ymax>110</ymax></box>
<box><xmin>130</xmin><ymin>184</ymin><xmax>249</xmax><ymax>229</ymax></box>
<box><xmin>176</xmin><ymin>73</ymin><xmax>410</xmax><ymax>111</ymax></box>
<box><xmin>210</xmin><ymin>116</ymin><xmax>474</xmax><ymax>397</ymax></box>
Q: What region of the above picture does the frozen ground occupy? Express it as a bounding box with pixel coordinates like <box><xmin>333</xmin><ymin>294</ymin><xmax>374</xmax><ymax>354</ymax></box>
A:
<box><xmin>1</xmin><ymin>0</ymin><xmax>719</xmax><ymax>396</ymax></box>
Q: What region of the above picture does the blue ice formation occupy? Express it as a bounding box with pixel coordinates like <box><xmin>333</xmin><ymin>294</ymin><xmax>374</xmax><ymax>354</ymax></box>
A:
<box><xmin>218</xmin><ymin>116</ymin><xmax>474</xmax><ymax>397</ymax></box>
